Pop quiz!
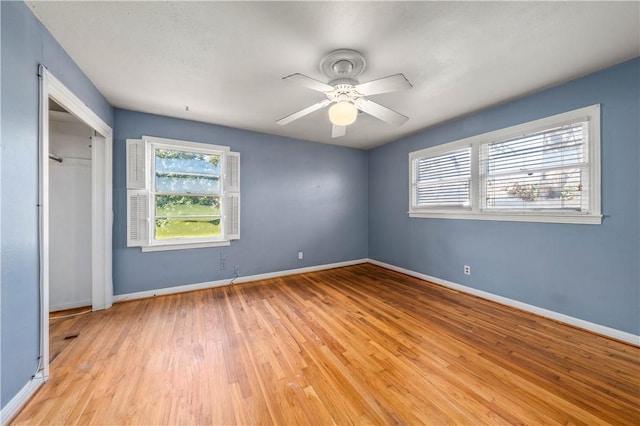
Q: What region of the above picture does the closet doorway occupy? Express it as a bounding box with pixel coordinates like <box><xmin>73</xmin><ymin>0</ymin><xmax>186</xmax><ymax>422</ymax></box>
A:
<box><xmin>48</xmin><ymin>101</ymin><xmax>94</xmax><ymax>313</ymax></box>
<box><xmin>38</xmin><ymin>66</ymin><xmax>113</xmax><ymax>380</ymax></box>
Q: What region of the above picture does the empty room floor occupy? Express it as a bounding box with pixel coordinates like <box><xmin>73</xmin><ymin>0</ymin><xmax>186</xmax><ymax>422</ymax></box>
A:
<box><xmin>12</xmin><ymin>264</ymin><xmax>640</xmax><ymax>424</ymax></box>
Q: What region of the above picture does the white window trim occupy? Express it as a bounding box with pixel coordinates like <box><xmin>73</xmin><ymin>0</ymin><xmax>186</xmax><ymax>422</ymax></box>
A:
<box><xmin>148</xmin><ymin>138</ymin><xmax>227</xmax><ymax>247</ymax></box>
<box><xmin>141</xmin><ymin>241</ymin><xmax>231</xmax><ymax>252</ymax></box>
<box><xmin>409</xmin><ymin>104</ymin><xmax>602</xmax><ymax>225</ymax></box>
<box><xmin>127</xmin><ymin>135</ymin><xmax>240</xmax><ymax>251</ymax></box>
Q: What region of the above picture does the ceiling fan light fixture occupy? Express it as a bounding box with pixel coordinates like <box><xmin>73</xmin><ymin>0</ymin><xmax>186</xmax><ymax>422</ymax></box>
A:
<box><xmin>278</xmin><ymin>49</ymin><xmax>412</xmax><ymax>137</ymax></box>
<box><xmin>328</xmin><ymin>101</ymin><xmax>358</xmax><ymax>126</ymax></box>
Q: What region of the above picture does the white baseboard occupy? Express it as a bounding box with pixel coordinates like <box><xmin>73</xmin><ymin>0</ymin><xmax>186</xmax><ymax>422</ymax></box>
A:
<box><xmin>113</xmin><ymin>258</ymin><xmax>368</xmax><ymax>303</ymax></box>
<box><xmin>49</xmin><ymin>300</ymin><xmax>92</xmax><ymax>313</ymax></box>
<box><xmin>1</xmin><ymin>372</ymin><xmax>45</xmax><ymax>425</ymax></box>
<box><xmin>368</xmin><ymin>259</ymin><xmax>640</xmax><ymax>347</ymax></box>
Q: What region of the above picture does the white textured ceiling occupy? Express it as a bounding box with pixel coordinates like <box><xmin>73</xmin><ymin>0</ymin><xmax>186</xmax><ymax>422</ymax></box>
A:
<box><xmin>28</xmin><ymin>1</ymin><xmax>639</xmax><ymax>149</ymax></box>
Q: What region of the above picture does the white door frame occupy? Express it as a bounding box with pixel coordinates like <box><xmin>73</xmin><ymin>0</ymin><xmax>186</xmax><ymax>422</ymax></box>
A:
<box><xmin>38</xmin><ymin>65</ymin><xmax>113</xmax><ymax>379</ymax></box>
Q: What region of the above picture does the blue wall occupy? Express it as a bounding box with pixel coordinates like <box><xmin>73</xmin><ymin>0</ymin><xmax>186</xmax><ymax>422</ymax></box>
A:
<box><xmin>113</xmin><ymin>109</ymin><xmax>369</xmax><ymax>295</ymax></box>
<box><xmin>0</xmin><ymin>1</ymin><xmax>113</xmax><ymax>409</ymax></box>
<box><xmin>369</xmin><ymin>58</ymin><xmax>640</xmax><ymax>335</ymax></box>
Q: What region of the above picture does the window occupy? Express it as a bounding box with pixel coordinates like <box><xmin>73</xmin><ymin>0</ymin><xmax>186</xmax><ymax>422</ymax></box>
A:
<box><xmin>127</xmin><ymin>136</ymin><xmax>240</xmax><ymax>251</ymax></box>
<box><xmin>481</xmin><ymin>122</ymin><xmax>588</xmax><ymax>212</ymax></box>
<box><xmin>409</xmin><ymin>105</ymin><xmax>601</xmax><ymax>224</ymax></box>
<box><xmin>414</xmin><ymin>147</ymin><xmax>471</xmax><ymax>209</ymax></box>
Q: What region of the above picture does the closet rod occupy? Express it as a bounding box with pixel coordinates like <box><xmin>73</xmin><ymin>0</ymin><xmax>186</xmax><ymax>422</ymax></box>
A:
<box><xmin>49</xmin><ymin>153</ymin><xmax>63</xmax><ymax>163</ymax></box>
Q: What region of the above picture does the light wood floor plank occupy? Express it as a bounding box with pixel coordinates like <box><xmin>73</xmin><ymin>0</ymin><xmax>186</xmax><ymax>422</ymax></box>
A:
<box><xmin>12</xmin><ymin>263</ymin><xmax>640</xmax><ymax>425</ymax></box>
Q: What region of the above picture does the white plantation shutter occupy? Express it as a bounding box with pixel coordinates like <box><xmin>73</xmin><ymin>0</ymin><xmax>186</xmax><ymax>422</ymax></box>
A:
<box><xmin>225</xmin><ymin>193</ymin><xmax>240</xmax><ymax>240</ymax></box>
<box><xmin>126</xmin><ymin>139</ymin><xmax>150</xmax><ymax>247</ymax></box>
<box><xmin>412</xmin><ymin>147</ymin><xmax>471</xmax><ymax>208</ymax></box>
<box><xmin>126</xmin><ymin>139</ymin><xmax>146</xmax><ymax>189</ymax></box>
<box><xmin>127</xmin><ymin>189</ymin><xmax>150</xmax><ymax>247</ymax></box>
<box><xmin>225</xmin><ymin>151</ymin><xmax>240</xmax><ymax>193</ymax></box>
<box><xmin>481</xmin><ymin>121</ymin><xmax>589</xmax><ymax>212</ymax></box>
<box><xmin>225</xmin><ymin>151</ymin><xmax>240</xmax><ymax>240</ymax></box>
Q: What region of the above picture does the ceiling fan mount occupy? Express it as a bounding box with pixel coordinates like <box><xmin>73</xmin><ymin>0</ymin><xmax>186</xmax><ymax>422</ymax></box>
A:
<box><xmin>277</xmin><ymin>49</ymin><xmax>412</xmax><ymax>138</ymax></box>
<box><xmin>320</xmin><ymin>49</ymin><xmax>366</xmax><ymax>80</ymax></box>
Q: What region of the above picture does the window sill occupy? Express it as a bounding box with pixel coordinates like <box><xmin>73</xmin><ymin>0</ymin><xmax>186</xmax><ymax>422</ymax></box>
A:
<box><xmin>141</xmin><ymin>240</ymin><xmax>231</xmax><ymax>252</ymax></box>
<box><xmin>409</xmin><ymin>211</ymin><xmax>602</xmax><ymax>225</ymax></box>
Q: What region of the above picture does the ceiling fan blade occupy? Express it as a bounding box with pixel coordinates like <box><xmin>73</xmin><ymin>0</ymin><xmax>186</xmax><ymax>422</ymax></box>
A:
<box><xmin>357</xmin><ymin>98</ymin><xmax>409</xmax><ymax>126</ymax></box>
<box><xmin>283</xmin><ymin>73</ymin><xmax>334</xmax><ymax>93</ymax></box>
<box><xmin>355</xmin><ymin>73</ymin><xmax>412</xmax><ymax>96</ymax></box>
<box><xmin>332</xmin><ymin>125</ymin><xmax>346</xmax><ymax>138</ymax></box>
<box><xmin>276</xmin><ymin>99</ymin><xmax>331</xmax><ymax>126</ymax></box>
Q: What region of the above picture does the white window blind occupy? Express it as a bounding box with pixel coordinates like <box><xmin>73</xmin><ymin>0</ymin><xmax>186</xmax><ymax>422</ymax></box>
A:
<box><xmin>413</xmin><ymin>148</ymin><xmax>471</xmax><ymax>208</ymax></box>
<box><xmin>481</xmin><ymin>122</ymin><xmax>588</xmax><ymax>212</ymax></box>
<box><xmin>408</xmin><ymin>104</ymin><xmax>601</xmax><ymax>224</ymax></box>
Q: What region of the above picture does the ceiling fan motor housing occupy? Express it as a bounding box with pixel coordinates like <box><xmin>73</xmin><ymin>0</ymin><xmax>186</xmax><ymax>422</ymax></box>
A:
<box><xmin>328</xmin><ymin>84</ymin><xmax>360</xmax><ymax>103</ymax></box>
<box><xmin>328</xmin><ymin>78</ymin><xmax>359</xmax><ymax>88</ymax></box>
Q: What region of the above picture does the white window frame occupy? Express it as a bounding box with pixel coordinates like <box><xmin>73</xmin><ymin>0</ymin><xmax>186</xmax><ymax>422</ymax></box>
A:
<box><xmin>409</xmin><ymin>104</ymin><xmax>601</xmax><ymax>224</ymax></box>
<box><xmin>411</xmin><ymin>145</ymin><xmax>473</xmax><ymax>210</ymax></box>
<box><xmin>127</xmin><ymin>136</ymin><xmax>240</xmax><ymax>251</ymax></box>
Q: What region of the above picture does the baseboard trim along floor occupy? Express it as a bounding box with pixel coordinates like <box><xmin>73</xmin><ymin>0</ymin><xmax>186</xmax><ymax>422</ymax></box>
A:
<box><xmin>1</xmin><ymin>373</ymin><xmax>45</xmax><ymax>426</ymax></box>
<box><xmin>112</xmin><ymin>258</ymin><xmax>369</xmax><ymax>303</ymax></box>
<box><xmin>368</xmin><ymin>259</ymin><xmax>640</xmax><ymax>347</ymax></box>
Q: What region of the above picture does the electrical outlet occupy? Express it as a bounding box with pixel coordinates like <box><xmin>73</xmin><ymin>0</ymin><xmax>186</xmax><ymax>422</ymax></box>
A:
<box><xmin>464</xmin><ymin>265</ymin><xmax>471</xmax><ymax>275</ymax></box>
<box><xmin>220</xmin><ymin>260</ymin><xmax>226</xmax><ymax>270</ymax></box>
<box><xmin>233</xmin><ymin>265</ymin><xmax>240</xmax><ymax>277</ymax></box>
<box><xmin>298</xmin><ymin>251</ymin><xmax>304</xmax><ymax>260</ymax></box>
<box><xmin>219</xmin><ymin>252</ymin><xmax>226</xmax><ymax>260</ymax></box>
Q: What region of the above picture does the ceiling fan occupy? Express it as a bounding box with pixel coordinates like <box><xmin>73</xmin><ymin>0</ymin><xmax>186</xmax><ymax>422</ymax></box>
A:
<box><xmin>276</xmin><ymin>49</ymin><xmax>412</xmax><ymax>138</ymax></box>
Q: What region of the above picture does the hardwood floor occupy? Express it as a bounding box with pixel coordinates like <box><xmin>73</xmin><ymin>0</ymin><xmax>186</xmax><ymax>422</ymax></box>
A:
<box><xmin>48</xmin><ymin>306</ymin><xmax>92</xmax><ymax>364</ymax></box>
<box><xmin>12</xmin><ymin>264</ymin><xmax>640</xmax><ymax>425</ymax></box>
